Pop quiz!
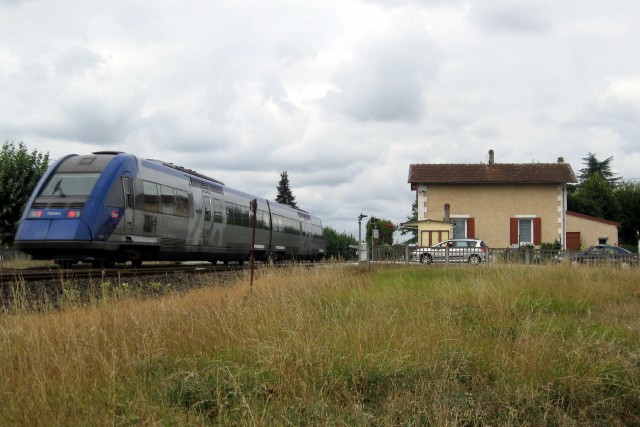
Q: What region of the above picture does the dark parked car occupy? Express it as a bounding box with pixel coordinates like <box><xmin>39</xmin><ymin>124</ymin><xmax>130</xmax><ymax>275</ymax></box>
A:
<box><xmin>563</xmin><ymin>245</ymin><xmax>638</xmax><ymax>268</ymax></box>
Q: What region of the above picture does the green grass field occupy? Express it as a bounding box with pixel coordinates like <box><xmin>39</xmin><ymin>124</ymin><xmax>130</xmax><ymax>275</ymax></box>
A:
<box><xmin>1</xmin><ymin>264</ymin><xmax>639</xmax><ymax>425</ymax></box>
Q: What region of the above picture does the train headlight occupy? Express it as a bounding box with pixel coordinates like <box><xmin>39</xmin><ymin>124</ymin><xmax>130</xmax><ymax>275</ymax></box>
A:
<box><xmin>66</xmin><ymin>210</ymin><xmax>81</xmax><ymax>218</ymax></box>
<box><xmin>28</xmin><ymin>210</ymin><xmax>44</xmax><ymax>218</ymax></box>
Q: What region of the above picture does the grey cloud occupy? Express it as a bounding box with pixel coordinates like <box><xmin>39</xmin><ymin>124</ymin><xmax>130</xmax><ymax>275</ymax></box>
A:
<box><xmin>54</xmin><ymin>46</ymin><xmax>105</xmax><ymax>75</ymax></box>
<box><xmin>274</xmin><ymin>44</ymin><xmax>317</xmax><ymax>65</ymax></box>
<box><xmin>47</xmin><ymin>99</ymin><xmax>137</xmax><ymax>145</ymax></box>
<box><xmin>365</xmin><ymin>0</ymin><xmax>464</xmax><ymax>8</ymax></box>
<box><xmin>324</xmin><ymin>30</ymin><xmax>440</xmax><ymax>123</ymax></box>
<box><xmin>469</xmin><ymin>1</ymin><xmax>553</xmax><ymax>34</ymax></box>
<box><xmin>261</xmin><ymin>73</ymin><xmax>296</xmax><ymax>114</ymax></box>
<box><xmin>0</xmin><ymin>0</ymin><xmax>31</xmax><ymax>5</ymax></box>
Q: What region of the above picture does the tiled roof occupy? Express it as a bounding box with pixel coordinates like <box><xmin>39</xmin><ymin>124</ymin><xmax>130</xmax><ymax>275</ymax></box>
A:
<box><xmin>408</xmin><ymin>163</ymin><xmax>577</xmax><ymax>187</ymax></box>
<box><xmin>567</xmin><ymin>210</ymin><xmax>620</xmax><ymax>227</ymax></box>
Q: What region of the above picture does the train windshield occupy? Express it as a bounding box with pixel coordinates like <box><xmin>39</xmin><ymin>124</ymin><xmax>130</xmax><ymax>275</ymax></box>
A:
<box><xmin>39</xmin><ymin>173</ymin><xmax>101</xmax><ymax>197</ymax></box>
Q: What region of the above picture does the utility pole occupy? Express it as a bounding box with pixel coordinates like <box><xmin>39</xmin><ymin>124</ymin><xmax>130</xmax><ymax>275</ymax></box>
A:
<box><xmin>358</xmin><ymin>213</ymin><xmax>367</xmax><ymax>263</ymax></box>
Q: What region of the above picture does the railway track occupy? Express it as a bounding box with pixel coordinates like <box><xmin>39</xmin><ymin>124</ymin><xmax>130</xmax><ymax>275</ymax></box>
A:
<box><xmin>0</xmin><ymin>262</ymin><xmax>247</xmax><ymax>284</ymax></box>
<box><xmin>1</xmin><ymin>261</ymin><xmax>321</xmax><ymax>313</ymax></box>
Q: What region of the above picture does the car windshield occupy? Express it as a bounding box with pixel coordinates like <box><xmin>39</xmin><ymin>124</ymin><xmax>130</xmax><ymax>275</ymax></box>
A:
<box><xmin>39</xmin><ymin>173</ymin><xmax>100</xmax><ymax>197</ymax></box>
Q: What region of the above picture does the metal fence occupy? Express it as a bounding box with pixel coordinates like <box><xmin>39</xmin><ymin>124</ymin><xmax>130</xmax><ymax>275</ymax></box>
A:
<box><xmin>2</xmin><ymin>245</ymin><xmax>638</xmax><ymax>269</ymax></box>
<box><xmin>366</xmin><ymin>245</ymin><xmax>639</xmax><ymax>269</ymax></box>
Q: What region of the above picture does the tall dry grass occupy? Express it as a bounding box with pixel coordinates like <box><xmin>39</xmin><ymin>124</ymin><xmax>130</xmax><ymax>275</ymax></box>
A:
<box><xmin>1</xmin><ymin>264</ymin><xmax>639</xmax><ymax>425</ymax></box>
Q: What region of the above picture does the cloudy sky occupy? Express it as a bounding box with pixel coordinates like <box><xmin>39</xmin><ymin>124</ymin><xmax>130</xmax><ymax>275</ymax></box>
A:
<box><xmin>2</xmin><ymin>0</ymin><xmax>639</xmax><ymax>240</ymax></box>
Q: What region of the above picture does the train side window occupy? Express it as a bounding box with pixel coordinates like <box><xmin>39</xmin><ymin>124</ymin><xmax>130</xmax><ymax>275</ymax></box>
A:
<box><xmin>213</xmin><ymin>199</ymin><xmax>223</xmax><ymax>223</ymax></box>
<box><xmin>176</xmin><ymin>189</ymin><xmax>189</xmax><ymax>218</ymax></box>
<box><xmin>226</xmin><ymin>203</ymin><xmax>242</xmax><ymax>225</ymax></box>
<box><xmin>242</xmin><ymin>205</ymin><xmax>251</xmax><ymax>227</ymax></box>
<box><xmin>226</xmin><ymin>205</ymin><xmax>233</xmax><ymax>224</ymax></box>
<box><xmin>256</xmin><ymin>210</ymin><xmax>268</xmax><ymax>229</ymax></box>
<box><xmin>234</xmin><ymin>205</ymin><xmax>243</xmax><ymax>225</ymax></box>
<box><xmin>160</xmin><ymin>185</ymin><xmax>176</xmax><ymax>215</ymax></box>
<box><xmin>143</xmin><ymin>181</ymin><xmax>160</xmax><ymax>212</ymax></box>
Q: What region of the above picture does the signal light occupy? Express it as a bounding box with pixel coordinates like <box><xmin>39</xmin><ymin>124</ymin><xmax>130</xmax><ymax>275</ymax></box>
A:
<box><xmin>110</xmin><ymin>209</ymin><xmax>119</xmax><ymax>219</ymax></box>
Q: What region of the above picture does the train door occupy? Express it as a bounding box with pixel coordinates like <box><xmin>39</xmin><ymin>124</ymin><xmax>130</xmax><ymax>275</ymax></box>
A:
<box><xmin>212</xmin><ymin>198</ymin><xmax>223</xmax><ymax>246</ymax></box>
<box><xmin>202</xmin><ymin>193</ymin><xmax>214</xmax><ymax>246</ymax></box>
<box><xmin>121</xmin><ymin>176</ymin><xmax>134</xmax><ymax>230</ymax></box>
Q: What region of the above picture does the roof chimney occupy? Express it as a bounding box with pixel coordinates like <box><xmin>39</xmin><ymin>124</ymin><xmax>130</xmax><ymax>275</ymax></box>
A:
<box><xmin>488</xmin><ymin>149</ymin><xmax>495</xmax><ymax>166</ymax></box>
<box><xmin>557</xmin><ymin>157</ymin><xmax>564</xmax><ymax>164</ymax></box>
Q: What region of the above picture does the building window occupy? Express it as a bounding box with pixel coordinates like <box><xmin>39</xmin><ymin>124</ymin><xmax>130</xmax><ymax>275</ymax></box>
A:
<box><xmin>452</xmin><ymin>219</ymin><xmax>466</xmax><ymax>239</ymax></box>
<box><xmin>598</xmin><ymin>237</ymin><xmax>608</xmax><ymax>245</ymax></box>
<box><xmin>519</xmin><ymin>219</ymin><xmax>533</xmax><ymax>245</ymax></box>
<box><xmin>451</xmin><ymin>217</ymin><xmax>474</xmax><ymax>239</ymax></box>
<box><xmin>510</xmin><ymin>217</ymin><xmax>542</xmax><ymax>246</ymax></box>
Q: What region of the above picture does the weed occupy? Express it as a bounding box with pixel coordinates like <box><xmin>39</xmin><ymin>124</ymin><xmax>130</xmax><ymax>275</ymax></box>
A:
<box><xmin>1</xmin><ymin>265</ymin><xmax>639</xmax><ymax>424</ymax></box>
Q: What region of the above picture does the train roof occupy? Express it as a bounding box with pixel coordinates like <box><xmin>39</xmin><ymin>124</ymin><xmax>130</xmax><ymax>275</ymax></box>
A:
<box><xmin>93</xmin><ymin>151</ymin><xmax>317</xmax><ymax>220</ymax></box>
<box><xmin>145</xmin><ymin>159</ymin><xmax>225</xmax><ymax>186</ymax></box>
<box><xmin>92</xmin><ymin>152</ymin><xmax>225</xmax><ymax>186</ymax></box>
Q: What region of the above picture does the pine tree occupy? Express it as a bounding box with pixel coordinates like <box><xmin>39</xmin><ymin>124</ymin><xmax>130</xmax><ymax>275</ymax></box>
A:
<box><xmin>275</xmin><ymin>171</ymin><xmax>298</xmax><ymax>208</ymax></box>
<box><xmin>578</xmin><ymin>153</ymin><xmax>620</xmax><ymax>186</ymax></box>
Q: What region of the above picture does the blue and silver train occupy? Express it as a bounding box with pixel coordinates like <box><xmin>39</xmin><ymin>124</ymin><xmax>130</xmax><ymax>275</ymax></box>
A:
<box><xmin>14</xmin><ymin>151</ymin><xmax>325</xmax><ymax>267</ymax></box>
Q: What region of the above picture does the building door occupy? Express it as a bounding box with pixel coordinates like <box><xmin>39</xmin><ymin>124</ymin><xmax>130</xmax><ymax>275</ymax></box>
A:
<box><xmin>566</xmin><ymin>232</ymin><xmax>581</xmax><ymax>250</ymax></box>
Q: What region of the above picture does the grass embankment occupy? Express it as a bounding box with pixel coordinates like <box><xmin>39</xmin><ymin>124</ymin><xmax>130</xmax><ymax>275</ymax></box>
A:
<box><xmin>1</xmin><ymin>265</ymin><xmax>639</xmax><ymax>425</ymax></box>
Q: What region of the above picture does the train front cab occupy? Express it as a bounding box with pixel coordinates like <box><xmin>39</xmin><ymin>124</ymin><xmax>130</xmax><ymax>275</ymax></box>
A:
<box><xmin>14</xmin><ymin>152</ymin><xmax>139</xmax><ymax>266</ymax></box>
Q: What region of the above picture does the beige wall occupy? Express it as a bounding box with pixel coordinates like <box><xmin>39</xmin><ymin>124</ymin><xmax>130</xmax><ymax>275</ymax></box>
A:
<box><xmin>417</xmin><ymin>222</ymin><xmax>451</xmax><ymax>247</ymax></box>
<box><xmin>567</xmin><ymin>214</ymin><xmax>618</xmax><ymax>247</ymax></box>
<box><xmin>417</xmin><ymin>184</ymin><xmax>564</xmax><ymax>248</ymax></box>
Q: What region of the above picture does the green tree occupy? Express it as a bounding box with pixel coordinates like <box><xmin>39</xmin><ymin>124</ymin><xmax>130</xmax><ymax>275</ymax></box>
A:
<box><xmin>275</xmin><ymin>171</ymin><xmax>298</xmax><ymax>209</ymax></box>
<box><xmin>0</xmin><ymin>141</ymin><xmax>49</xmax><ymax>244</ymax></box>
<box><xmin>399</xmin><ymin>200</ymin><xmax>418</xmax><ymax>244</ymax></box>
<box><xmin>323</xmin><ymin>226</ymin><xmax>357</xmax><ymax>260</ymax></box>
<box><xmin>366</xmin><ymin>217</ymin><xmax>395</xmax><ymax>246</ymax></box>
<box><xmin>614</xmin><ymin>181</ymin><xmax>640</xmax><ymax>246</ymax></box>
<box><xmin>569</xmin><ymin>172</ymin><xmax>617</xmax><ymax>220</ymax></box>
<box><xmin>578</xmin><ymin>152</ymin><xmax>620</xmax><ymax>186</ymax></box>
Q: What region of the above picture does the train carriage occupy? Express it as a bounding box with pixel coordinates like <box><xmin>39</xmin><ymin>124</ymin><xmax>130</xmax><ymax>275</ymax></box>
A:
<box><xmin>14</xmin><ymin>151</ymin><xmax>325</xmax><ymax>267</ymax></box>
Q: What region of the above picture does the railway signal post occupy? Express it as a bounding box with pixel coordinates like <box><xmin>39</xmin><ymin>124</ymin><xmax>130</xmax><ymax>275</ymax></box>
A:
<box><xmin>249</xmin><ymin>199</ymin><xmax>257</xmax><ymax>292</ymax></box>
